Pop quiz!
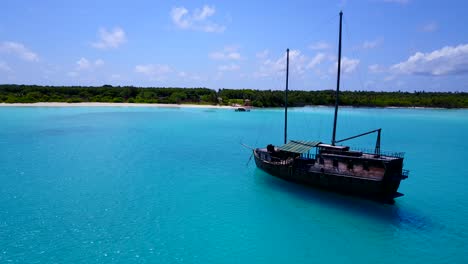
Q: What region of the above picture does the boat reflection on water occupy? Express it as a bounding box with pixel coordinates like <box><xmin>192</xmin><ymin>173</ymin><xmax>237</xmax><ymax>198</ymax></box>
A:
<box><xmin>254</xmin><ymin>169</ymin><xmax>428</xmax><ymax>230</ymax></box>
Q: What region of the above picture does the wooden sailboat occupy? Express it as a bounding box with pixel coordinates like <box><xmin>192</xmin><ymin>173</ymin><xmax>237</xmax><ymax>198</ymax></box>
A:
<box><xmin>253</xmin><ymin>12</ymin><xmax>409</xmax><ymax>203</ymax></box>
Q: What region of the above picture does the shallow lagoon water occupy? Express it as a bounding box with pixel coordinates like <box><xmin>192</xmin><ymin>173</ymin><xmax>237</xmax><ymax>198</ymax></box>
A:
<box><xmin>0</xmin><ymin>106</ymin><xmax>467</xmax><ymax>263</ymax></box>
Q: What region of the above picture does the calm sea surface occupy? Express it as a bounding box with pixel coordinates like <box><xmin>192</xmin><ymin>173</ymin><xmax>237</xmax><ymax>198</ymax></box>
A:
<box><xmin>0</xmin><ymin>106</ymin><xmax>467</xmax><ymax>263</ymax></box>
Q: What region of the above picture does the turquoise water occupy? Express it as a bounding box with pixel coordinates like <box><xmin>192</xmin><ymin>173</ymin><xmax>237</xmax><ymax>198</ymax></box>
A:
<box><xmin>1</xmin><ymin>106</ymin><xmax>467</xmax><ymax>263</ymax></box>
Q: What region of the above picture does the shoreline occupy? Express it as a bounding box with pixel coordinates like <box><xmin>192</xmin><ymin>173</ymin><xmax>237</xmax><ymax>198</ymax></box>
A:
<box><xmin>0</xmin><ymin>102</ymin><xmax>237</xmax><ymax>109</ymax></box>
<box><xmin>0</xmin><ymin>102</ymin><xmax>463</xmax><ymax>110</ymax></box>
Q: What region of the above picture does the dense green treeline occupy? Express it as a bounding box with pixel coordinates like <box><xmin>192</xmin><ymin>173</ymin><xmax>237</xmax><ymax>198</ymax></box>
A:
<box><xmin>218</xmin><ymin>89</ymin><xmax>468</xmax><ymax>108</ymax></box>
<box><xmin>0</xmin><ymin>85</ymin><xmax>217</xmax><ymax>104</ymax></box>
<box><xmin>1</xmin><ymin>84</ymin><xmax>467</xmax><ymax>108</ymax></box>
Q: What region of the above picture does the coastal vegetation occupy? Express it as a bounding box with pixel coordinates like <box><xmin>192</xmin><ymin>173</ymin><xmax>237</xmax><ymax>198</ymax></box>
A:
<box><xmin>1</xmin><ymin>84</ymin><xmax>467</xmax><ymax>108</ymax></box>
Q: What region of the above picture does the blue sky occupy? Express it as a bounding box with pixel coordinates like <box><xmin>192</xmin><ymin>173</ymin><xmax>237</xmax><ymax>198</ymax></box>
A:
<box><xmin>1</xmin><ymin>0</ymin><xmax>467</xmax><ymax>92</ymax></box>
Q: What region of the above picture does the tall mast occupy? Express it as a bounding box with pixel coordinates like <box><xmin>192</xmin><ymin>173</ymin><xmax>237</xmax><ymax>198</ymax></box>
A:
<box><xmin>284</xmin><ymin>48</ymin><xmax>290</xmax><ymax>144</ymax></box>
<box><xmin>331</xmin><ymin>11</ymin><xmax>343</xmax><ymax>146</ymax></box>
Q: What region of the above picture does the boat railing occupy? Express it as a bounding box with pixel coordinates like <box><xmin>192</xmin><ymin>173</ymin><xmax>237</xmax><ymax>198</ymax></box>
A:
<box><xmin>350</xmin><ymin>147</ymin><xmax>405</xmax><ymax>158</ymax></box>
<box><xmin>269</xmin><ymin>156</ymin><xmax>293</xmax><ymax>165</ymax></box>
<box><xmin>301</xmin><ymin>154</ymin><xmax>316</xmax><ymax>160</ymax></box>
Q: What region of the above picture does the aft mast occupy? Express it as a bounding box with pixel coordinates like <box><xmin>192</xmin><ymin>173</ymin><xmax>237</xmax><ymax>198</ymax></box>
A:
<box><xmin>331</xmin><ymin>11</ymin><xmax>343</xmax><ymax>146</ymax></box>
<box><xmin>284</xmin><ymin>48</ymin><xmax>290</xmax><ymax>144</ymax></box>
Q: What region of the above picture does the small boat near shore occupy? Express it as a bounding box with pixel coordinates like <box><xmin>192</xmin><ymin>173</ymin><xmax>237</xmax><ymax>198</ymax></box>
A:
<box><xmin>252</xmin><ymin>11</ymin><xmax>409</xmax><ymax>203</ymax></box>
<box><xmin>235</xmin><ymin>107</ymin><xmax>250</xmax><ymax>112</ymax></box>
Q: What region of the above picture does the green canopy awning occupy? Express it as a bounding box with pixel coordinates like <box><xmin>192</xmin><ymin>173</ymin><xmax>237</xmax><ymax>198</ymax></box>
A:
<box><xmin>278</xmin><ymin>140</ymin><xmax>321</xmax><ymax>154</ymax></box>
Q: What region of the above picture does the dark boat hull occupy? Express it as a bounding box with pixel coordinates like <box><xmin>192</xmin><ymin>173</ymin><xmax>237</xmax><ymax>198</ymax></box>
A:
<box><xmin>254</xmin><ymin>150</ymin><xmax>402</xmax><ymax>203</ymax></box>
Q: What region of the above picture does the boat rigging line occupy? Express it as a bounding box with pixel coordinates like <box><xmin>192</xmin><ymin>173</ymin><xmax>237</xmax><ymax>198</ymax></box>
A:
<box><xmin>334</xmin><ymin>128</ymin><xmax>382</xmax><ymax>155</ymax></box>
<box><xmin>331</xmin><ymin>11</ymin><xmax>343</xmax><ymax>146</ymax></box>
<box><xmin>284</xmin><ymin>48</ymin><xmax>290</xmax><ymax>144</ymax></box>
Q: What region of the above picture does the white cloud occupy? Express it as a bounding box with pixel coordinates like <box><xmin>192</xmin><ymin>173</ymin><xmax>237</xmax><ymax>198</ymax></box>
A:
<box><xmin>309</xmin><ymin>41</ymin><xmax>330</xmax><ymax>50</ymax></box>
<box><xmin>307</xmin><ymin>53</ymin><xmax>326</xmax><ymax>69</ymax></box>
<box><xmin>76</xmin><ymin>57</ymin><xmax>104</xmax><ymax>70</ymax></box>
<box><xmin>0</xmin><ymin>61</ymin><xmax>11</xmax><ymax>72</ymax></box>
<box><xmin>0</xmin><ymin>41</ymin><xmax>39</xmax><ymax>61</ymax></box>
<box><xmin>77</xmin><ymin>58</ymin><xmax>91</xmax><ymax>70</ymax></box>
<box><xmin>193</xmin><ymin>5</ymin><xmax>215</xmax><ymax>20</ymax></box>
<box><xmin>135</xmin><ymin>64</ymin><xmax>172</xmax><ymax>79</ymax></box>
<box><xmin>218</xmin><ymin>64</ymin><xmax>240</xmax><ymax>72</ymax></box>
<box><xmin>92</xmin><ymin>27</ymin><xmax>126</xmax><ymax>49</ymax></box>
<box><xmin>368</xmin><ymin>64</ymin><xmax>386</xmax><ymax>73</ymax></box>
<box><xmin>421</xmin><ymin>22</ymin><xmax>438</xmax><ymax>32</ymax></box>
<box><xmin>209</xmin><ymin>46</ymin><xmax>242</xmax><ymax>60</ymax></box>
<box><xmin>341</xmin><ymin>57</ymin><xmax>360</xmax><ymax>73</ymax></box>
<box><xmin>330</xmin><ymin>57</ymin><xmax>360</xmax><ymax>74</ymax></box>
<box><xmin>361</xmin><ymin>38</ymin><xmax>383</xmax><ymax>49</ymax></box>
<box><xmin>95</xmin><ymin>59</ymin><xmax>104</xmax><ymax>66</ymax></box>
<box><xmin>254</xmin><ymin>49</ymin><xmax>307</xmax><ymax>78</ymax></box>
<box><xmin>171</xmin><ymin>7</ymin><xmax>190</xmax><ymax>28</ymax></box>
<box><xmin>170</xmin><ymin>5</ymin><xmax>225</xmax><ymax>33</ymax></box>
<box><xmin>285</xmin><ymin>50</ymin><xmax>308</xmax><ymax>75</ymax></box>
<box><xmin>256</xmin><ymin>49</ymin><xmax>269</xmax><ymax>59</ymax></box>
<box><xmin>391</xmin><ymin>44</ymin><xmax>468</xmax><ymax>76</ymax></box>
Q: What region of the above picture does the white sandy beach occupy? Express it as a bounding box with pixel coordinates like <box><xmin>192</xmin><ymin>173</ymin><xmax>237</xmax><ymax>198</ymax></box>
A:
<box><xmin>0</xmin><ymin>102</ymin><xmax>238</xmax><ymax>109</ymax></box>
